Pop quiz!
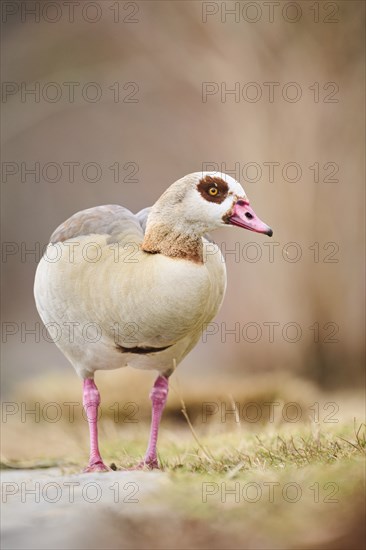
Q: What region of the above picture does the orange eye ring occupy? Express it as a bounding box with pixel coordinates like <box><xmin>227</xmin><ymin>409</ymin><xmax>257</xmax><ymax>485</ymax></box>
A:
<box><xmin>208</xmin><ymin>187</ymin><xmax>218</xmax><ymax>196</ymax></box>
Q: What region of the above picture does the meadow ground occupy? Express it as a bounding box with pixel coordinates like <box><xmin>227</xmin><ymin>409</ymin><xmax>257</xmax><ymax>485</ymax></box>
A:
<box><xmin>1</xmin><ymin>370</ymin><xmax>365</xmax><ymax>549</ymax></box>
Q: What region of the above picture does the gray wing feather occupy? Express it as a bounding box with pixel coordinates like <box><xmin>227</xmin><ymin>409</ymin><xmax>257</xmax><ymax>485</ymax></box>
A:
<box><xmin>50</xmin><ymin>205</ymin><xmax>144</xmax><ymax>244</ymax></box>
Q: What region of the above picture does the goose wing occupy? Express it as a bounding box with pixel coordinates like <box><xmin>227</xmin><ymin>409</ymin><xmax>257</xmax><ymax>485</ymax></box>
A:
<box><xmin>50</xmin><ymin>204</ymin><xmax>145</xmax><ymax>245</ymax></box>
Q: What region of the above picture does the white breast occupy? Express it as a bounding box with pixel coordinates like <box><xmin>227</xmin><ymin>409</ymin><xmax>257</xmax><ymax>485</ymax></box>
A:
<box><xmin>34</xmin><ymin>235</ymin><xmax>226</xmax><ymax>378</ymax></box>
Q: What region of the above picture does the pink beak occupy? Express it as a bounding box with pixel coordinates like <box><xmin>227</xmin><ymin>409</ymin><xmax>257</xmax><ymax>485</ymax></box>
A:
<box><xmin>228</xmin><ymin>199</ymin><xmax>273</xmax><ymax>237</ymax></box>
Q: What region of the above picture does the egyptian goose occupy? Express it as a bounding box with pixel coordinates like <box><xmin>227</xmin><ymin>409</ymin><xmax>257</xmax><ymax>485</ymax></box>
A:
<box><xmin>34</xmin><ymin>172</ymin><xmax>272</xmax><ymax>472</ymax></box>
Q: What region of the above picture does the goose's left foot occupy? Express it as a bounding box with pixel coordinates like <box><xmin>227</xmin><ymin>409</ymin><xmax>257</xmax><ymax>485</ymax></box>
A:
<box><xmin>83</xmin><ymin>460</ymin><xmax>111</xmax><ymax>473</ymax></box>
<box><xmin>128</xmin><ymin>376</ymin><xmax>169</xmax><ymax>472</ymax></box>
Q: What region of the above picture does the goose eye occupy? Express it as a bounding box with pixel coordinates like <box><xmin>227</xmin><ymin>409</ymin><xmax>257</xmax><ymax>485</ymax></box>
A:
<box><xmin>208</xmin><ymin>187</ymin><xmax>218</xmax><ymax>196</ymax></box>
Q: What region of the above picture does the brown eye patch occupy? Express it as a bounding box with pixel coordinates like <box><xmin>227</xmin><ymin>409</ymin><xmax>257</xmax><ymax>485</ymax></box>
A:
<box><xmin>197</xmin><ymin>176</ymin><xmax>229</xmax><ymax>204</ymax></box>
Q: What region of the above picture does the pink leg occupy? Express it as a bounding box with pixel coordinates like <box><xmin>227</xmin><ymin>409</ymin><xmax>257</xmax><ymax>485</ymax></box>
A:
<box><xmin>139</xmin><ymin>376</ymin><xmax>169</xmax><ymax>469</ymax></box>
<box><xmin>82</xmin><ymin>378</ymin><xmax>109</xmax><ymax>473</ymax></box>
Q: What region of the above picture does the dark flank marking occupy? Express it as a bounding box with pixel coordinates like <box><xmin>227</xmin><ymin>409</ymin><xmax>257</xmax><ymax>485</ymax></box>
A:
<box><xmin>197</xmin><ymin>176</ymin><xmax>229</xmax><ymax>204</ymax></box>
<box><xmin>116</xmin><ymin>343</ymin><xmax>173</xmax><ymax>354</ymax></box>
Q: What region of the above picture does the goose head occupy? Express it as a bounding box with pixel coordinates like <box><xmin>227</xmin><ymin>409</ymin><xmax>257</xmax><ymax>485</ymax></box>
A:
<box><xmin>142</xmin><ymin>172</ymin><xmax>272</xmax><ymax>263</ymax></box>
<box><xmin>145</xmin><ymin>172</ymin><xmax>273</xmax><ymax>238</ymax></box>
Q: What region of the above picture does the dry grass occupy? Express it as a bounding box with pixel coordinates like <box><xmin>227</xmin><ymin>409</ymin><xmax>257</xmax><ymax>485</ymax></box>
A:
<box><xmin>1</xmin><ymin>372</ymin><xmax>365</xmax><ymax>549</ymax></box>
<box><xmin>1</xmin><ymin>370</ymin><xmax>365</xmax><ymax>467</ymax></box>
<box><xmin>3</xmin><ymin>424</ymin><xmax>364</xmax><ymax>549</ymax></box>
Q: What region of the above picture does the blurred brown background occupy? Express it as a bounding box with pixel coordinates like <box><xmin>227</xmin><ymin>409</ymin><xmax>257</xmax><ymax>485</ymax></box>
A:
<box><xmin>1</xmin><ymin>0</ymin><xmax>364</xmax><ymax>394</ymax></box>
